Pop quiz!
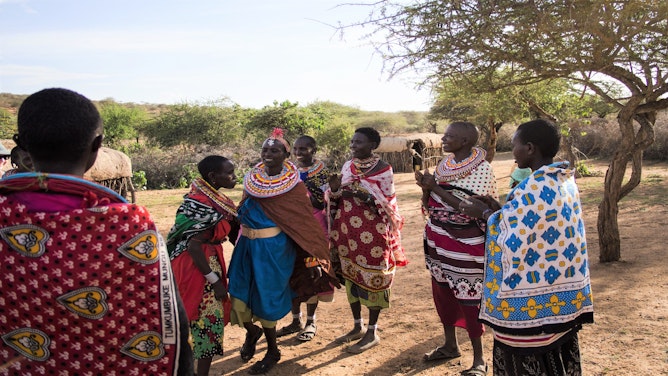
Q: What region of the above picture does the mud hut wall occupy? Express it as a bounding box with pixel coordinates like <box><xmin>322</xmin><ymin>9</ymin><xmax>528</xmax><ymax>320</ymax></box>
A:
<box><xmin>377</xmin><ymin>151</ymin><xmax>413</xmax><ymax>173</ymax></box>
<box><xmin>421</xmin><ymin>147</ymin><xmax>443</xmax><ymax>170</ymax></box>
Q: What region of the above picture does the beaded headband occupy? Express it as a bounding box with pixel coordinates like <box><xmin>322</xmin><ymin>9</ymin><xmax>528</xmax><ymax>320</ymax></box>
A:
<box><xmin>264</xmin><ymin>128</ymin><xmax>291</xmax><ymax>153</ymax></box>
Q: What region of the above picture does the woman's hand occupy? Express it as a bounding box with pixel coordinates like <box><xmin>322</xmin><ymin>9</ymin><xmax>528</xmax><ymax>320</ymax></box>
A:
<box><xmin>415</xmin><ymin>169</ymin><xmax>436</xmax><ymax>190</ymax></box>
<box><xmin>211</xmin><ymin>279</ymin><xmax>228</xmax><ymax>301</ymax></box>
<box><xmin>328</xmin><ymin>173</ymin><xmax>342</xmax><ymax>192</ymax></box>
<box><xmin>458</xmin><ymin>196</ymin><xmax>500</xmax><ymax>219</ymax></box>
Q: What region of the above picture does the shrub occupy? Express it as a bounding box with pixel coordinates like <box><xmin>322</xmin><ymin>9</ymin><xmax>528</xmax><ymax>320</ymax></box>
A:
<box><xmin>0</xmin><ymin>108</ymin><xmax>16</xmax><ymax>139</ymax></box>
<box><xmin>132</xmin><ymin>170</ymin><xmax>147</xmax><ymax>190</ymax></box>
<box><xmin>129</xmin><ymin>144</ymin><xmax>260</xmax><ymax>189</ymax></box>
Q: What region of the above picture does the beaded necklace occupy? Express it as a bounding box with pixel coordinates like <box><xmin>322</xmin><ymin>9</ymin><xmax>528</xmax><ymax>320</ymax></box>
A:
<box><xmin>244</xmin><ymin>160</ymin><xmax>300</xmax><ymax>198</ymax></box>
<box><xmin>352</xmin><ymin>154</ymin><xmax>380</xmax><ymax>175</ymax></box>
<box><xmin>297</xmin><ymin>159</ymin><xmax>325</xmax><ymax>179</ymax></box>
<box><xmin>435</xmin><ymin>147</ymin><xmax>487</xmax><ymax>183</ymax></box>
<box><xmin>192</xmin><ymin>178</ymin><xmax>237</xmax><ymax>219</ymax></box>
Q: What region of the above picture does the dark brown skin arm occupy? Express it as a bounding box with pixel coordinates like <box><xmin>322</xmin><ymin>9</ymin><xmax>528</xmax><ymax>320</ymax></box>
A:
<box><xmin>186</xmin><ymin>228</ymin><xmax>228</xmax><ymax>300</ymax></box>
<box><xmin>415</xmin><ymin>169</ymin><xmax>462</xmax><ymax>209</ymax></box>
<box><xmin>459</xmin><ymin>195</ymin><xmax>503</xmax><ymax>220</ymax></box>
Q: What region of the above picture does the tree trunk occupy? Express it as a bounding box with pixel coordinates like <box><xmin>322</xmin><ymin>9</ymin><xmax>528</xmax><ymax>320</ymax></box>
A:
<box><xmin>597</xmin><ymin>152</ymin><xmax>625</xmax><ymax>262</ymax></box>
<box><xmin>484</xmin><ymin>118</ymin><xmax>499</xmax><ymax>162</ymax></box>
<box><xmin>597</xmin><ymin>108</ymin><xmax>655</xmax><ymax>262</ymax></box>
<box><xmin>562</xmin><ymin>128</ymin><xmax>579</xmax><ymax>176</ymax></box>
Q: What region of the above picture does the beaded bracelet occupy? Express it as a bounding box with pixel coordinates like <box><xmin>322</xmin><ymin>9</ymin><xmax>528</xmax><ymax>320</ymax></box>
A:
<box><xmin>304</xmin><ymin>257</ymin><xmax>319</xmax><ymax>268</ymax></box>
<box><xmin>329</xmin><ymin>189</ymin><xmax>342</xmax><ymax>198</ymax></box>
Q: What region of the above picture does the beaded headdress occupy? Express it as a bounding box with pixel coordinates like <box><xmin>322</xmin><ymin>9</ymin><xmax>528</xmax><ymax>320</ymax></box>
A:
<box><xmin>264</xmin><ymin>128</ymin><xmax>291</xmax><ymax>153</ymax></box>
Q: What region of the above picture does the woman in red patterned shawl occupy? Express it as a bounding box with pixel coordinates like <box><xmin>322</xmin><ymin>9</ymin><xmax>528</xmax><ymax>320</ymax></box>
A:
<box><xmin>327</xmin><ymin>127</ymin><xmax>407</xmax><ymax>354</ymax></box>
<box><xmin>0</xmin><ymin>88</ymin><xmax>192</xmax><ymax>375</ymax></box>
<box><xmin>166</xmin><ymin>155</ymin><xmax>240</xmax><ymax>376</ymax></box>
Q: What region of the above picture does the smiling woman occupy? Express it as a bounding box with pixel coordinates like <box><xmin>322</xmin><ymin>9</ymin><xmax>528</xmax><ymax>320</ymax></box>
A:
<box><xmin>226</xmin><ymin>128</ymin><xmax>340</xmax><ymax>374</ymax></box>
<box><xmin>327</xmin><ymin>127</ymin><xmax>408</xmax><ymax>354</ymax></box>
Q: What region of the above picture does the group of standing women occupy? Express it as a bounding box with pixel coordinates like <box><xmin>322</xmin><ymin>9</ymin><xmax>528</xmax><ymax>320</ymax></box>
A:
<box><xmin>166</xmin><ymin>119</ymin><xmax>594</xmax><ymax>376</ymax></box>
<box><xmin>167</xmin><ymin>127</ymin><xmax>406</xmax><ymax>375</ymax></box>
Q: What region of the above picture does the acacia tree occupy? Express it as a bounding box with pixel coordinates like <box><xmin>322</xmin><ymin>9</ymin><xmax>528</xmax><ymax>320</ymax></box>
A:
<box><xmin>354</xmin><ymin>0</ymin><xmax>668</xmax><ymax>262</ymax></box>
<box><xmin>430</xmin><ymin>76</ymin><xmax>529</xmax><ymax>161</ymax></box>
<box><xmin>432</xmin><ymin>76</ymin><xmax>608</xmax><ymax>163</ymax></box>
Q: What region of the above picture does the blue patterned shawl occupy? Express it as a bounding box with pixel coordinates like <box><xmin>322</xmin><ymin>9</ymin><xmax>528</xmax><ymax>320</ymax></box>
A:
<box><xmin>479</xmin><ymin>162</ymin><xmax>594</xmax><ymax>335</ymax></box>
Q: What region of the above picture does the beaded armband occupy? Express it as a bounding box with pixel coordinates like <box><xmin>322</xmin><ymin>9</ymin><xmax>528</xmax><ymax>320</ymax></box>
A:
<box><xmin>304</xmin><ymin>257</ymin><xmax>319</xmax><ymax>268</ymax></box>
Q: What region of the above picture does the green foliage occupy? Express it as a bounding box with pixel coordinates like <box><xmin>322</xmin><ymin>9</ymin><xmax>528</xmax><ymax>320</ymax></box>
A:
<box><xmin>0</xmin><ymin>108</ymin><xmax>16</xmax><ymax>139</ymax></box>
<box><xmin>179</xmin><ymin>164</ymin><xmax>199</xmax><ymax>188</ymax></box>
<box><xmin>0</xmin><ymin>93</ymin><xmax>27</xmax><ymax>108</ymax></box>
<box><xmin>313</xmin><ymin>119</ymin><xmax>355</xmax><ymax>169</ymax></box>
<box><xmin>142</xmin><ymin>98</ymin><xmax>251</xmax><ymax>147</ymax></box>
<box><xmin>132</xmin><ymin>170</ymin><xmax>147</xmax><ymax>190</ymax></box>
<box><xmin>246</xmin><ymin>100</ymin><xmax>330</xmax><ymax>143</ymax></box>
<box><xmin>576</xmin><ymin>161</ymin><xmax>594</xmax><ymax>177</ymax></box>
<box><xmin>99</xmin><ymin>103</ymin><xmax>146</xmax><ymax>148</ymax></box>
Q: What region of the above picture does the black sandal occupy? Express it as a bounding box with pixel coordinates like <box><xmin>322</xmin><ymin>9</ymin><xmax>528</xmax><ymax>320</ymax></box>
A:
<box><xmin>248</xmin><ymin>350</ymin><xmax>281</xmax><ymax>375</ymax></box>
<box><xmin>240</xmin><ymin>325</ymin><xmax>263</xmax><ymax>363</ymax></box>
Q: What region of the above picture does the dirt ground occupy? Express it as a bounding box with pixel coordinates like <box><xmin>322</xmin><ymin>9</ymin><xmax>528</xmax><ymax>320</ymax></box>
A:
<box><xmin>143</xmin><ymin>153</ymin><xmax>668</xmax><ymax>375</ymax></box>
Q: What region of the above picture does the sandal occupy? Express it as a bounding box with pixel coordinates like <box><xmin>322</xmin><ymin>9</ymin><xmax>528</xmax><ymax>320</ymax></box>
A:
<box><xmin>248</xmin><ymin>350</ymin><xmax>281</xmax><ymax>375</ymax></box>
<box><xmin>296</xmin><ymin>322</ymin><xmax>317</xmax><ymax>342</ymax></box>
<box><xmin>460</xmin><ymin>363</ymin><xmax>488</xmax><ymax>376</ymax></box>
<box><xmin>240</xmin><ymin>325</ymin><xmax>263</xmax><ymax>363</ymax></box>
<box><xmin>346</xmin><ymin>334</ymin><xmax>380</xmax><ymax>354</ymax></box>
<box><xmin>423</xmin><ymin>346</ymin><xmax>462</xmax><ymax>362</ymax></box>
<box><xmin>334</xmin><ymin>328</ymin><xmax>366</xmax><ymax>344</ymax></box>
<box><xmin>276</xmin><ymin>321</ymin><xmax>303</xmax><ymax>337</ymax></box>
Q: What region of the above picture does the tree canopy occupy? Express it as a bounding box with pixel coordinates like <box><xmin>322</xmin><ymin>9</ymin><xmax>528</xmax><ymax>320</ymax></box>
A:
<box><xmin>353</xmin><ymin>0</ymin><xmax>668</xmax><ymax>261</ymax></box>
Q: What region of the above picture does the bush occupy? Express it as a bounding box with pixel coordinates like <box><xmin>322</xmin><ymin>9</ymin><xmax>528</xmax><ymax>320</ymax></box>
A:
<box><xmin>643</xmin><ymin>112</ymin><xmax>668</xmax><ymax>161</ymax></box>
<box><xmin>132</xmin><ymin>170</ymin><xmax>147</xmax><ymax>190</ymax></box>
<box><xmin>0</xmin><ymin>108</ymin><xmax>16</xmax><ymax>139</ymax></box>
<box><xmin>129</xmin><ymin>144</ymin><xmax>260</xmax><ymax>189</ymax></box>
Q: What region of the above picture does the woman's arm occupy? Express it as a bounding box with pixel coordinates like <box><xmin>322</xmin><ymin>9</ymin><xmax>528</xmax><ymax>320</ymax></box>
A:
<box><xmin>186</xmin><ymin>228</ymin><xmax>228</xmax><ymax>300</ymax></box>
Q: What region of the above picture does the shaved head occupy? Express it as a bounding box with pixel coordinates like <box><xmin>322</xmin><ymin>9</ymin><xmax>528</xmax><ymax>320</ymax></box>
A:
<box><xmin>450</xmin><ymin>121</ymin><xmax>480</xmax><ymax>146</ymax></box>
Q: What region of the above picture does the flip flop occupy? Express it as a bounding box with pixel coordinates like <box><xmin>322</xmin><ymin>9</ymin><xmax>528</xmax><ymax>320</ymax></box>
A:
<box><xmin>297</xmin><ymin>322</ymin><xmax>317</xmax><ymax>342</ymax></box>
<box><xmin>240</xmin><ymin>325</ymin><xmax>263</xmax><ymax>363</ymax></box>
<box><xmin>334</xmin><ymin>329</ymin><xmax>366</xmax><ymax>344</ymax></box>
<box><xmin>423</xmin><ymin>346</ymin><xmax>462</xmax><ymax>362</ymax></box>
<box><xmin>347</xmin><ymin>335</ymin><xmax>380</xmax><ymax>354</ymax></box>
<box><xmin>460</xmin><ymin>363</ymin><xmax>488</xmax><ymax>376</ymax></box>
<box><xmin>276</xmin><ymin>322</ymin><xmax>303</xmax><ymax>337</ymax></box>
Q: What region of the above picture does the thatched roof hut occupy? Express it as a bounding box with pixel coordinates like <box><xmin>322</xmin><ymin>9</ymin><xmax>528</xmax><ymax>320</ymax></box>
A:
<box><xmin>0</xmin><ymin>141</ymin><xmax>136</xmax><ymax>202</ymax></box>
<box><xmin>84</xmin><ymin>147</ymin><xmax>136</xmax><ymax>202</ymax></box>
<box><xmin>376</xmin><ymin>133</ymin><xmax>443</xmax><ymax>173</ymax></box>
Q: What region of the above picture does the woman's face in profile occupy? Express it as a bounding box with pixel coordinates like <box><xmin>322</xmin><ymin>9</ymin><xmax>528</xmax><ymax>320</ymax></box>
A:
<box><xmin>209</xmin><ymin>160</ymin><xmax>237</xmax><ymax>190</ymax></box>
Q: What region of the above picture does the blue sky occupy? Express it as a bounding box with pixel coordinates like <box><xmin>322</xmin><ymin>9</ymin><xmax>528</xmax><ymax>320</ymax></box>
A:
<box><xmin>0</xmin><ymin>0</ymin><xmax>433</xmax><ymax>112</ymax></box>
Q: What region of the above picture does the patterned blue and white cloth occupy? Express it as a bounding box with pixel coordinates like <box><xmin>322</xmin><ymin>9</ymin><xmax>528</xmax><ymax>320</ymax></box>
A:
<box><xmin>479</xmin><ymin>162</ymin><xmax>594</xmax><ymax>335</ymax></box>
